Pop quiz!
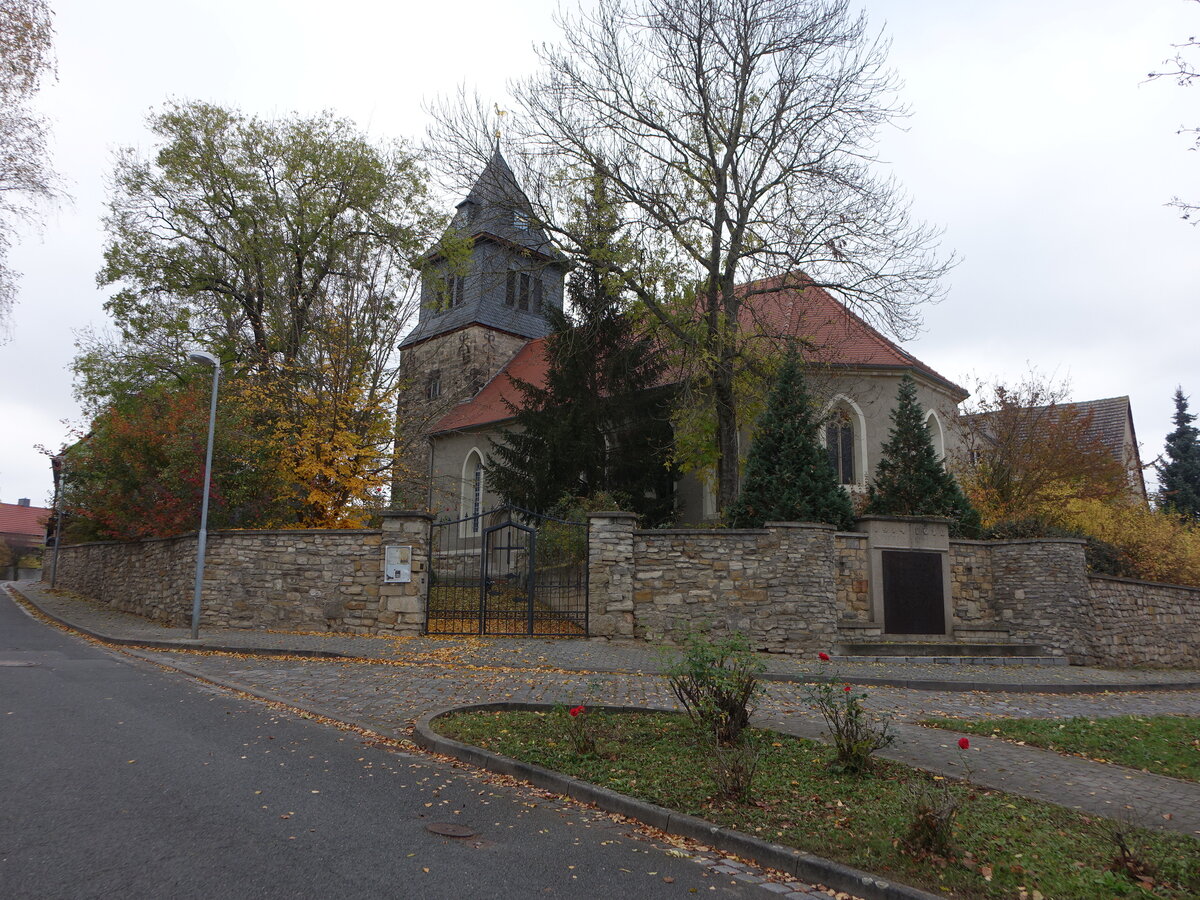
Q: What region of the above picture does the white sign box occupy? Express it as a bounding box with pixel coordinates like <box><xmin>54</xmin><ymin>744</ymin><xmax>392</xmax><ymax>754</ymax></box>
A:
<box><xmin>384</xmin><ymin>545</ymin><xmax>412</xmax><ymax>583</ymax></box>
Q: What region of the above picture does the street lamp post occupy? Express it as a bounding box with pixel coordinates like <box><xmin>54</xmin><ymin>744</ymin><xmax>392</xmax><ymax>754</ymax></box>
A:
<box><xmin>188</xmin><ymin>350</ymin><xmax>221</xmax><ymax>640</ymax></box>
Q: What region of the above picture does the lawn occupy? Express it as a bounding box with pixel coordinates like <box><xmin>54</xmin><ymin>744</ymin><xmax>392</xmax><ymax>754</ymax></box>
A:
<box><xmin>921</xmin><ymin>715</ymin><xmax>1200</xmax><ymax>783</ymax></box>
<box><xmin>436</xmin><ymin>709</ymin><xmax>1200</xmax><ymax>900</ymax></box>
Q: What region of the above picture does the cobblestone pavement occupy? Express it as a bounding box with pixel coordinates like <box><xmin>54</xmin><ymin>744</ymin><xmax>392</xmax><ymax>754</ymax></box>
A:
<box><xmin>12</xmin><ymin>580</ymin><xmax>1200</xmax><ymax>840</ymax></box>
<box><xmin>16</xmin><ymin>582</ymin><xmax>1200</xmax><ymax>688</ymax></box>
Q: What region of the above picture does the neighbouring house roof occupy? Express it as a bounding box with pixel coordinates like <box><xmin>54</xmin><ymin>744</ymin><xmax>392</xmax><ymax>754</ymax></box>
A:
<box><xmin>431</xmin><ymin>276</ymin><xmax>963</xmax><ymax>435</ymax></box>
<box><xmin>0</xmin><ymin>501</ymin><xmax>50</xmax><ymax>544</ymax></box>
<box><xmin>964</xmin><ymin>395</ymin><xmax>1147</xmax><ymax>501</ymax></box>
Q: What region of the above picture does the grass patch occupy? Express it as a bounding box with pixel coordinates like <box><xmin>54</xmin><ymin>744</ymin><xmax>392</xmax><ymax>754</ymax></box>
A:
<box><xmin>436</xmin><ymin>709</ymin><xmax>1200</xmax><ymax>900</ymax></box>
<box><xmin>921</xmin><ymin>715</ymin><xmax>1200</xmax><ymax>783</ymax></box>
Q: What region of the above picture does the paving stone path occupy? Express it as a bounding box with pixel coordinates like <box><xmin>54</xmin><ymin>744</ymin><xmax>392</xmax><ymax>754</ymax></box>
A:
<box><xmin>11</xmin><ymin>580</ymin><xmax>1200</xmax><ymax>841</ymax></box>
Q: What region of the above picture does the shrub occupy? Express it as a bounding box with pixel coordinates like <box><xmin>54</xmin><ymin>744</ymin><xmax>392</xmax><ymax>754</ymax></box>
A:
<box><xmin>807</xmin><ymin>662</ymin><xmax>894</xmax><ymax>774</ymax></box>
<box><xmin>664</xmin><ymin>630</ymin><xmax>765</xmax><ymax>746</ymax></box>
<box><xmin>709</xmin><ymin>736</ymin><xmax>761</xmax><ymax>801</ymax></box>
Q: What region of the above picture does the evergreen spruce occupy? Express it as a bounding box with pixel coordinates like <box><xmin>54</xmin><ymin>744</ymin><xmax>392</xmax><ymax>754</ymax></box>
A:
<box><xmin>726</xmin><ymin>349</ymin><xmax>855</xmax><ymax>530</ymax></box>
<box><xmin>486</xmin><ymin>177</ymin><xmax>674</xmax><ymax>523</ymax></box>
<box><xmin>1156</xmin><ymin>387</ymin><xmax>1200</xmax><ymax>522</ymax></box>
<box><xmin>865</xmin><ymin>374</ymin><xmax>981</xmax><ymax>536</ymax></box>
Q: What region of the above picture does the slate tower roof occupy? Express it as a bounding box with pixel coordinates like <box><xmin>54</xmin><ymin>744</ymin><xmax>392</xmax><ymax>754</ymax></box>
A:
<box><xmin>400</xmin><ymin>149</ymin><xmax>567</xmax><ymax>349</ymax></box>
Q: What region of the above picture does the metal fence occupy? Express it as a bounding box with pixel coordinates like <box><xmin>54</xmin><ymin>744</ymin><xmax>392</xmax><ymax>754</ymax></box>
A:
<box><xmin>426</xmin><ymin>506</ymin><xmax>588</xmax><ymax>636</ymax></box>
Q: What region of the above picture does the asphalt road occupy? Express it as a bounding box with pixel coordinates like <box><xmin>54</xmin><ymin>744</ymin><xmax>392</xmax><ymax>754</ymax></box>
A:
<box><xmin>0</xmin><ymin>592</ymin><xmax>758</xmax><ymax>899</ymax></box>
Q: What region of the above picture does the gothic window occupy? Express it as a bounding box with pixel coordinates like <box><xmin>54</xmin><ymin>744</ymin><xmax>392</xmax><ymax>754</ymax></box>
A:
<box><xmin>533</xmin><ymin>278</ymin><xmax>544</xmax><ymax>313</ymax></box>
<box><xmin>426</xmin><ymin>370</ymin><xmax>442</xmax><ymax>400</ymax></box>
<box><xmin>505</xmin><ymin>270</ymin><xmax>516</xmax><ymax>307</ymax></box>
<box><xmin>460</xmin><ymin>450</ymin><xmax>486</xmax><ymax>535</ymax></box>
<box><xmin>826</xmin><ymin>412</ymin><xmax>855</xmax><ymax>485</ymax></box>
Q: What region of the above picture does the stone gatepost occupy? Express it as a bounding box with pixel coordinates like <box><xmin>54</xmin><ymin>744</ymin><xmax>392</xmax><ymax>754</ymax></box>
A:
<box><xmin>587</xmin><ymin>511</ymin><xmax>638</xmax><ymax>638</ymax></box>
<box><xmin>378</xmin><ymin>510</ymin><xmax>432</xmax><ymax>635</ymax></box>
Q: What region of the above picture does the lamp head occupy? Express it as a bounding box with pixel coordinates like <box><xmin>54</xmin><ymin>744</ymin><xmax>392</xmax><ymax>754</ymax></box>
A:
<box><xmin>188</xmin><ymin>350</ymin><xmax>219</xmax><ymax>368</ymax></box>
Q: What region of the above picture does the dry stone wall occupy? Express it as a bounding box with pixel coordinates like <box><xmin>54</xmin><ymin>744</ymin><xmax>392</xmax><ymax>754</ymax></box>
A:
<box><xmin>1087</xmin><ymin>575</ymin><xmax>1200</xmax><ymax>667</ymax></box>
<box><xmin>50</xmin><ymin>512</ymin><xmax>431</xmax><ymax>636</ymax></box>
<box><xmin>616</xmin><ymin>522</ymin><xmax>840</xmax><ymax>654</ymax></box>
<box><xmin>833</xmin><ymin>533</ymin><xmax>870</xmax><ymax>625</ymax></box>
<box><xmin>948</xmin><ymin>541</ymin><xmax>997</xmax><ymax>627</ymax></box>
<box><xmin>49</xmin><ymin>512</ymin><xmax>1200</xmax><ymax>667</ymax></box>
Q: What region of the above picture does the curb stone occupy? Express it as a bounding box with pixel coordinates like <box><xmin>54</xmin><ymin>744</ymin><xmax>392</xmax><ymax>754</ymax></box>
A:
<box><xmin>12</xmin><ymin>582</ymin><xmax>1200</xmax><ymax>694</ymax></box>
<box><xmin>7</xmin><ymin>584</ymin><xmax>350</xmax><ymax>660</ymax></box>
<box><xmin>86</xmin><ymin>646</ymin><xmax>925</xmax><ymax>899</ymax></box>
<box><xmin>413</xmin><ymin>702</ymin><xmax>947</xmax><ymax>900</ymax></box>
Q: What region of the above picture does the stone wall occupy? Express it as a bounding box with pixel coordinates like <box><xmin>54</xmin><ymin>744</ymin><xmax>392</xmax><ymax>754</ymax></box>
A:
<box><xmin>50</xmin><ymin>512</ymin><xmax>432</xmax><ymax>636</ymax></box>
<box><xmin>1087</xmin><ymin>575</ymin><xmax>1200</xmax><ymax>667</ymax></box>
<box><xmin>606</xmin><ymin>521</ymin><xmax>840</xmax><ymax>655</ymax></box>
<box><xmin>833</xmin><ymin>533</ymin><xmax>870</xmax><ymax>625</ymax></box>
<box><xmin>49</xmin><ymin>513</ymin><xmax>1200</xmax><ymax>667</ymax></box>
<box><xmin>948</xmin><ymin>541</ymin><xmax>997</xmax><ymax>626</ymax></box>
<box><xmin>990</xmin><ymin>539</ymin><xmax>1092</xmax><ymax>661</ymax></box>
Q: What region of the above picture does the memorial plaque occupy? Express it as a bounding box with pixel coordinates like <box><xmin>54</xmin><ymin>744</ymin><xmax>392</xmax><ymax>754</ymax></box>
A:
<box><xmin>881</xmin><ymin>549</ymin><xmax>945</xmax><ymax>635</ymax></box>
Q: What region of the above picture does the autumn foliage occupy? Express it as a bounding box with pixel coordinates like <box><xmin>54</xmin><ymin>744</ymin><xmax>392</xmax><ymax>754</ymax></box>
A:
<box><xmin>955</xmin><ymin>376</ymin><xmax>1130</xmax><ymax>528</ymax></box>
<box><xmin>1059</xmin><ymin>499</ymin><xmax>1200</xmax><ymax>587</ymax></box>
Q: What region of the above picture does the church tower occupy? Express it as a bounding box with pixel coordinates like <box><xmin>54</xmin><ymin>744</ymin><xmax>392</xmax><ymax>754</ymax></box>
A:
<box><xmin>393</xmin><ymin>150</ymin><xmax>567</xmax><ymax>506</ymax></box>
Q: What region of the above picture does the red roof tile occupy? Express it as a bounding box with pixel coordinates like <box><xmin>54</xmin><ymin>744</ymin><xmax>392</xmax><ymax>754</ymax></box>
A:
<box><xmin>0</xmin><ymin>502</ymin><xmax>51</xmax><ymax>538</ymax></box>
<box><xmin>431</xmin><ymin>277</ymin><xmax>963</xmax><ymax>434</ymax></box>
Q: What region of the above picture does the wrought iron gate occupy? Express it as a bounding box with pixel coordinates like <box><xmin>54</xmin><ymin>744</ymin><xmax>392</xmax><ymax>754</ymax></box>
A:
<box><xmin>426</xmin><ymin>506</ymin><xmax>589</xmax><ymax>636</ymax></box>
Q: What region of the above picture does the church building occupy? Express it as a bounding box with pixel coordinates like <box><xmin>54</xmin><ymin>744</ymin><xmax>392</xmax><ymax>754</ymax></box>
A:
<box><xmin>394</xmin><ymin>151</ymin><xmax>974</xmax><ymax>525</ymax></box>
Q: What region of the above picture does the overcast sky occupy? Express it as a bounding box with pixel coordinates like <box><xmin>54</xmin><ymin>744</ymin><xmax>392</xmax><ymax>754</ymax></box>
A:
<box><xmin>1</xmin><ymin>0</ymin><xmax>1197</xmax><ymax>507</ymax></box>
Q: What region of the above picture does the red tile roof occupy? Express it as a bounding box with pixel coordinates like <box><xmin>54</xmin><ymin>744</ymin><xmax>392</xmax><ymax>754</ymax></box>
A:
<box><xmin>0</xmin><ymin>502</ymin><xmax>51</xmax><ymax>539</ymax></box>
<box><xmin>431</xmin><ymin>277</ymin><xmax>963</xmax><ymax>434</ymax></box>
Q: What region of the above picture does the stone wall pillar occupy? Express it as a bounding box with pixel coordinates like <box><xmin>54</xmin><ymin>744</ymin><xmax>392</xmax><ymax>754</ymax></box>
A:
<box><xmin>378</xmin><ymin>510</ymin><xmax>432</xmax><ymax>635</ymax></box>
<box><xmin>992</xmin><ymin>539</ymin><xmax>1092</xmax><ymax>662</ymax></box>
<box><xmin>587</xmin><ymin>511</ymin><xmax>638</xmax><ymax>638</ymax></box>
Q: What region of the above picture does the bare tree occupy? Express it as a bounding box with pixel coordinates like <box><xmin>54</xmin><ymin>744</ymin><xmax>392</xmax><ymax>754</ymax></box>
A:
<box><xmin>429</xmin><ymin>0</ymin><xmax>951</xmax><ymax>512</ymax></box>
<box><xmin>1147</xmin><ymin>0</ymin><xmax>1200</xmax><ymax>220</ymax></box>
<box><xmin>0</xmin><ymin>0</ymin><xmax>60</xmax><ymax>338</ymax></box>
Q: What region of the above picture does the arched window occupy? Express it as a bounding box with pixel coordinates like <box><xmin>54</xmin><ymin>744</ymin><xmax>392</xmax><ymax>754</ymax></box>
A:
<box><xmin>820</xmin><ymin>395</ymin><xmax>868</xmax><ymax>488</ymax></box>
<box><xmin>826</xmin><ymin>410</ymin><xmax>855</xmax><ymax>485</ymax></box>
<box><xmin>924</xmin><ymin>410</ymin><xmax>946</xmax><ymax>459</ymax></box>
<box><xmin>461</xmin><ymin>450</ymin><xmax>486</xmax><ymax>535</ymax></box>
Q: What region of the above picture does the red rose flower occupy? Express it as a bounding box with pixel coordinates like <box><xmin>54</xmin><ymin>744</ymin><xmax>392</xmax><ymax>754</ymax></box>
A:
<box><xmin>818</xmin><ymin>651</ymin><xmax>830</xmax><ymax>662</ymax></box>
<box><xmin>843</xmin><ymin>685</ymin><xmax>852</xmax><ymax>692</ymax></box>
<box><xmin>569</xmin><ymin>705</ymin><xmax>585</xmax><ymax>717</ymax></box>
<box><xmin>958</xmin><ymin>737</ymin><xmax>970</xmax><ymax>750</ymax></box>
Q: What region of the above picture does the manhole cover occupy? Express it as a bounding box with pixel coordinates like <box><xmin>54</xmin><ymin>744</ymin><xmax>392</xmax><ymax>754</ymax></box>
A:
<box><xmin>426</xmin><ymin>823</ymin><xmax>478</xmax><ymax>838</ymax></box>
<box><xmin>0</xmin><ymin>661</ymin><xmax>36</xmax><ymax>667</ymax></box>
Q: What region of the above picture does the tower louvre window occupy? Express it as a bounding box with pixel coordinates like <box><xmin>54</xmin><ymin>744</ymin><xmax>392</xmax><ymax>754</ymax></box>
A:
<box><xmin>505</xmin><ymin>270</ymin><xmax>516</xmax><ymax>307</ymax></box>
<box><xmin>518</xmin><ymin>273</ymin><xmax>531</xmax><ymax>310</ymax></box>
<box><xmin>444</xmin><ymin>273</ymin><xmax>464</xmax><ymax>308</ymax></box>
<box><xmin>533</xmin><ymin>277</ymin><xmax>544</xmax><ymax>313</ymax></box>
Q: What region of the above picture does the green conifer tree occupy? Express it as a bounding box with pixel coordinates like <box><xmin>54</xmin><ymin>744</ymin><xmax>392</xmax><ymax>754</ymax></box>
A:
<box><xmin>486</xmin><ymin>176</ymin><xmax>674</xmax><ymax>523</ymax></box>
<box><xmin>1156</xmin><ymin>387</ymin><xmax>1200</xmax><ymax>522</ymax></box>
<box><xmin>865</xmin><ymin>374</ymin><xmax>981</xmax><ymax>536</ymax></box>
<box><xmin>726</xmin><ymin>349</ymin><xmax>855</xmax><ymax>530</ymax></box>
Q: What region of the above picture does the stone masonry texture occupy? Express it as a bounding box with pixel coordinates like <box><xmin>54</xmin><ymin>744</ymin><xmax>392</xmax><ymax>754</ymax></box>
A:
<box><xmin>51</xmin><ymin>516</ymin><xmax>1200</xmax><ymax>665</ymax></box>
